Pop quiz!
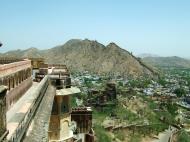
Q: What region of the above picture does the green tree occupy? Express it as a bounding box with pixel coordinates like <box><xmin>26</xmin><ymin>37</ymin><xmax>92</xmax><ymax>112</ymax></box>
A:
<box><xmin>174</xmin><ymin>87</ymin><xmax>186</xmax><ymax>98</ymax></box>
<box><xmin>166</xmin><ymin>103</ymin><xmax>178</xmax><ymax>116</ymax></box>
<box><xmin>158</xmin><ymin>77</ymin><xmax>167</xmax><ymax>86</ymax></box>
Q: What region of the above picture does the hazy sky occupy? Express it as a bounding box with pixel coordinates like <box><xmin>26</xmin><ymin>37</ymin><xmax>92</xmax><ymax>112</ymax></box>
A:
<box><xmin>0</xmin><ymin>0</ymin><xmax>189</xmax><ymax>57</ymax></box>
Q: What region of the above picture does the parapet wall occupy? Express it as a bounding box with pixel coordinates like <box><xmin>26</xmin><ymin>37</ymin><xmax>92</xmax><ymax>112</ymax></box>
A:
<box><xmin>0</xmin><ymin>59</ymin><xmax>31</xmax><ymax>78</ymax></box>
<box><xmin>0</xmin><ymin>58</ymin><xmax>22</xmax><ymax>64</ymax></box>
<box><xmin>7</xmin><ymin>76</ymin><xmax>50</xmax><ymax>141</ymax></box>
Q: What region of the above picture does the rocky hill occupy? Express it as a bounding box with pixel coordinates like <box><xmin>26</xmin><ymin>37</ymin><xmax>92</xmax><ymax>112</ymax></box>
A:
<box><xmin>143</xmin><ymin>56</ymin><xmax>190</xmax><ymax>69</ymax></box>
<box><xmin>0</xmin><ymin>39</ymin><xmax>157</xmax><ymax>78</ymax></box>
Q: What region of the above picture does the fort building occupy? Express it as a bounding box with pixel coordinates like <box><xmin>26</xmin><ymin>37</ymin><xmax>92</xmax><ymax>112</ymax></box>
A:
<box><xmin>29</xmin><ymin>58</ymin><xmax>45</xmax><ymax>69</ymax></box>
<box><xmin>71</xmin><ymin>107</ymin><xmax>94</xmax><ymax>142</ymax></box>
<box><xmin>48</xmin><ymin>63</ymin><xmax>79</xmax><ymax>142</ymax></box>
<box><xmin>0</xmin><ymin>57</ymin><xmax>94</xmax><ymax>142</ymax></box>
<box><xmin>48</xmin><ymin>87</ymin><xmax>81</xmax><ymax>142</ymax></box>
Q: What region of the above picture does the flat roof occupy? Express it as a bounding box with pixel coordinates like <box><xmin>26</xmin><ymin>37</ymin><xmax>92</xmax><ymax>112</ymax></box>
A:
<box><xmin>56</xmin><ymin>87</ymin><xmax>81</xmax><ymax>96</ymax></box>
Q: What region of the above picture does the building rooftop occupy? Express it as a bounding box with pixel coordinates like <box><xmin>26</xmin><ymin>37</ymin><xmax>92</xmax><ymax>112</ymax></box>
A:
<box><xmin>56</xmin><ymin>87</ymin><xmax>81</xmax><ymax>96</ymax></box>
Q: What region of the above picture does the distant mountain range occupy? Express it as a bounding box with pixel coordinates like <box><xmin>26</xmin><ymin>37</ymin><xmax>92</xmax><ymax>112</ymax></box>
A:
<box><xmin>142</xmin><ymin>56</ymin><xmax>190</xmax><ymax>69</ymax></box>
<box><xmin>137</xmin><ymin>53</ymin><xmax>160</xmax><ymax>58</ymax></box>
<box><xmin>0</xmin><ymin>39</ymin><xmax>157</xmax><ymax>78</ymax></box>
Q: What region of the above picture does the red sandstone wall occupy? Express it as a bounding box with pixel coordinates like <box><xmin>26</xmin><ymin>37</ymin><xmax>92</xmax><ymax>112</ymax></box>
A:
<box><xmin>0</xmin><ymin>60</ymin><xmax>31</xmax><ymax>78</ymax></box>
<box><xmin>6</xmin><ymin>77</ymin><xmax>32</xmax><ymax>110</ymax></box>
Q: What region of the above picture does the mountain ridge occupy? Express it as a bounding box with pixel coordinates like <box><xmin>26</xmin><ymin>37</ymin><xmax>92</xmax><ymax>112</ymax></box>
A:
<box><xmin>0</xmin><ymin>39</ymin><xmax>158</xmax><ymax>78</ymax></box>
<box><xmin>143</xmin><ymin>56</ymin><xmax>190</xmax><ymax>69</ymax></box>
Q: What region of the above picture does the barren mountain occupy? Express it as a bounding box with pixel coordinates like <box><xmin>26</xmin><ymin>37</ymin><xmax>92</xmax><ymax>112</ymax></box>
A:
<box><xmin>0</xmin><ymin>39</ymin><xmax>157</xmax><ymax>78</ymax></box>
<box><xmin>143</xmin><ymin>56</ymin><xmax>190</xmax><ymax>69</ymax></box>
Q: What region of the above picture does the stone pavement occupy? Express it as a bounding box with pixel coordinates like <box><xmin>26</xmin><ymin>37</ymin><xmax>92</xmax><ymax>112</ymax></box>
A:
<box><xmin>23</xmin><ymin>85</ymin><xmax>56</xmax><ymax>142</ymax></box>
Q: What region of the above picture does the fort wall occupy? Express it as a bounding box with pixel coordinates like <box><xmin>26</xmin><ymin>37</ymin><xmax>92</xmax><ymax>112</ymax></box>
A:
<box><xmin>0</xmin><ymin>59</ymin><xmax>31</xmax><ymax>78</ymax></box>
<box><xmin>6</xmin><ymin>77</ymin><xmax>32</xmax><ymax>110</ymax></box>
<box><xmin>0</xmin><ymin>58</ymin><xmax>32</xmax><ymax>110</ymax></box>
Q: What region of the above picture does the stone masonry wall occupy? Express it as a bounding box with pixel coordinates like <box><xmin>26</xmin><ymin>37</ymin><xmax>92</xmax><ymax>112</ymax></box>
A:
<box><xmin>0</xmin><ymin>86</ymin><xmax>7</xmax><ymax>137</ymax></box>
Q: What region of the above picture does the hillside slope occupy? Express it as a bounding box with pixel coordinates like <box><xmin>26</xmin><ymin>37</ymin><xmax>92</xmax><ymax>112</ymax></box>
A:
<box><xmin>143</xmin><ymin>56</ymin><xmax>190</xmax><ymax>69</ymax></box>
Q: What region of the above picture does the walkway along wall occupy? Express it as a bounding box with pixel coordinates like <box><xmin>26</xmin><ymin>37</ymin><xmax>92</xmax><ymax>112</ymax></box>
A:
<box><xmin>8</xmin><ymin>76</ymin><xmax>49</xmax><ymax>142</ymax></box>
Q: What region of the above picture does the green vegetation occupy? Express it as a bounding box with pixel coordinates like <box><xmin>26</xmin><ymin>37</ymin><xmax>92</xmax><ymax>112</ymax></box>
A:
<box><xmin>158</xmin><ymin>77</ymin><xmax>167</xmax><ymax>86</ymax></box>
<box><xmin>114</xmin><ymin>130</ymin><xmax>125</xmax><ymax>141</ymax></box>
<box><xmin>93</xmin><ymin>109</ymin><xmax>109</xmax><ymax>123</ymax></box>
<box><xmin>118</xmin><ymin>81</ymin><xmax>123</xmax><ymax>87</ymax></box>
<box><xmin>129</xmin><ymin>133</ymin><xmax>141</xmax><ymax>142</ymax></box>
<box><xmin>80</xmin><ymin>67</ymin><xmax>190</xmax><ymax>142</ymax></box>
<box><xmin>166</xmin><ymin>103</ymin><xmax>178</xmax><ymax>116</ymax></box>
<box><xmin>94</xmin><ymin>124</ymin><xmax>112</xmax><ymax>142</ymax></box>
<box><xmin>93</xmin><ymin>102</ymin><xmax>141</xmax><ymax>142</ymax></box>
<box><xmin>84</xmin><ymin>78</ymin><xmax>93</xmax><ymax>88</ymax></box>
<box><xmin>115</xmin><ymin>104</ymin><xmax>138</xmax><ymax>123</ymax></box>
<box><xmin>71</xmin><ymin>96</ymin><xmax>77</xmax><ymax>107</ymax></box>
<box><xmin>174</xmin><ymin>87</ymin><xmax>187</xmax><ymax>97</ymax></box>
<box><xmin>141</xmin><ymin>96</ymin><xmax>171</xmax><ymax>133</ymax></box>
<box><xmin>93</xmin><ymin>110</ymin><xmax>113</xmax><ymax>142</ymax></box>
<box><xmin>177</xmin><ymin>130</ymin><xmax>190</xmax><ymax>142</ymax></box>
<box><xmin>93</xmin><ymin>96</ymin><xmax>171</xmax><ymax>141</ymax></box>
<box><xmin>128</xmin><ymin>79</ymin><xmax>151</xmax><ymax>88</ymax></box>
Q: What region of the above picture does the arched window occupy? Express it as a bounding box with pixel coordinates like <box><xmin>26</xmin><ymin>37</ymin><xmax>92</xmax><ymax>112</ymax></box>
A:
<box><xmin>61</xmin><ymin>102</ymin><xmax>68</xmax><ymax>113</ymax></box>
